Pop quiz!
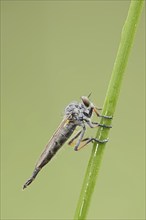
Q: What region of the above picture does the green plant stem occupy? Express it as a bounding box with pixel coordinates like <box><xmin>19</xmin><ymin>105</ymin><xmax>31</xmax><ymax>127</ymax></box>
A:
<box><xmin>74</xmin><ymin>1</ymin><xmax>144</xmax><ymax>219</ymax></box>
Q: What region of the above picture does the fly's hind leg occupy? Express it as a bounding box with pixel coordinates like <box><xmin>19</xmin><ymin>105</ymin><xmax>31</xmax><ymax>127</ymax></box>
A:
<box><xmin>23</xmin><ymin>167</ymin><xmax>41</xmax><ymax>190</ymax></box>
<box><xmin>68</xmin><ymin>125</ymin><xmax>86</xmax><ymax>151</ymax></box>
<box><xmin>68</xmin><ymin>130</ymin><xmax>82</xmax><ymax>146</ymax></box>
<box><xmin>75</xmin><ymin>137</ymin><xmax>108</xmax><ymax>151</ymax></box>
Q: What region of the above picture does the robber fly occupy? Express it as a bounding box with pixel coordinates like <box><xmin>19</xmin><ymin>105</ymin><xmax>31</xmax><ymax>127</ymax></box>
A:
<box><xmin>23</xmin><ymin>95</ymin><xmax>112</xmax><ymax>190</ymax></box>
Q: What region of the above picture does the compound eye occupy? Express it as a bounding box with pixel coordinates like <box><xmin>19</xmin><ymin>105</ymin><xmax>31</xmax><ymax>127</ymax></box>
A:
<box><xmin>81</xmin><ymin>96</ymin><xmax>90</xmax><ymax>107</ymax></box>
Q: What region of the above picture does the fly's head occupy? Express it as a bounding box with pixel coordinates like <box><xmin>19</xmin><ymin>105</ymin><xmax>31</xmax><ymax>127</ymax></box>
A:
<box><xmin>81</xmin><ymin>96</ymin><xmax>100</xmax><ymax>118</ymax></box>
<box><xmin>81</xmin><ymin>96</ymin><xmax>95</xmax><ymax>118</ymax></box>
<box><xmin>65</xmin><ymin>96</ymin><xmax>99</xmax><ymax>124</ymax></box>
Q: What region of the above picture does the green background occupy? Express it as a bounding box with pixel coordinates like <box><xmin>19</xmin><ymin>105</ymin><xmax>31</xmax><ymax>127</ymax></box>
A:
<box><xmin>1</xmin><ymin>1</ymin><xmax>145</xmax><ymax>220</ymax></box>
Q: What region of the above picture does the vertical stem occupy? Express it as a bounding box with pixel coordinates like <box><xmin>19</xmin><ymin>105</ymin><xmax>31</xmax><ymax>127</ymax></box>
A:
<box><xmin>74</xmin><ymin>1</ymin><xmax>144</xmax><ymax>219</ymax></box>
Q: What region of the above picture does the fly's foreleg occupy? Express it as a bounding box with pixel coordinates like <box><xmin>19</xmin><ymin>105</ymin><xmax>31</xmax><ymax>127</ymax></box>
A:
<box><xmin>23</xmin><ymin>167</ymin><xmax>41</xmax><ymax>190</ymax></box>
<box><xmin>75</xmin><ymin>137</ymin><xmax>108</xmax><ymax>151</ymax></box>
<box><xmin>94</xmin><ymin>109</ymin><xmax>113</xmax><ymax>119</ymax></box>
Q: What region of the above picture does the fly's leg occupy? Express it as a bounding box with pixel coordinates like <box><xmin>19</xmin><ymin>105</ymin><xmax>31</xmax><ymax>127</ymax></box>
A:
<box><xmin>74</xmin><ymin>126</ymin><xmax>86</xmax><ymax>151</ymax></box>
<box><xmin>75</xmin><ymin>137</ymin><xmax>108</xmax><ymax>151</ymax></box>
<box><xmin>92</xmin><ymin>122</ymin><xmax>112</xmax><ymax>128</ymax></box>
<box><xmin>98</xmin><ymin>114</ymin><xmax>113</xmax><ymax>119</ymax></box>
<box><xmin>70</xmin><ymin>119</ymin><xmax>111</xmax><ymax>151</ymax></box>
<box><xmin>68</xmin><ymin>130</ymin><xmax>82</xmax><ymax>146</ymax></box>
<box><xmin>96</xmin><ymin>107</ymin><xmax>102</xmax><ymax>110</ymax></box>
<box><xmin>85</xmin><ymin>120</ymin><xmax>112</xmax><ymax>129</ymax></box>
<box><xmin>23</xmin><ymin>167</ymin><xmax>41</xmax><ymax>190</ymax></box>
<box><xmin>93</xmin><ymin>107</ymin><xmax>112</xmax><ymax>119</ymax></box>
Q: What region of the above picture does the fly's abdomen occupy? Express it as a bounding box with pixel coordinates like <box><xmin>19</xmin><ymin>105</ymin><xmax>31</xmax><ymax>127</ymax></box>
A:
<box><xmin>23</xmin><ymin>121</ymin><xmax>76</xmax><ymax>189</ymax></box>
<box><xmin>35</xmin><ymin>122</ymin><xmax>76</xmax><ymax>169</ymax></box>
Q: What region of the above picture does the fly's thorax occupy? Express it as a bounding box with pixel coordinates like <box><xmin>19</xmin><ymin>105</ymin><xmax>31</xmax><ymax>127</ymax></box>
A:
<box><xmin>64</xmin><ymin>101</ymin><xmax>93</xmax><ymax>124</ymax></box>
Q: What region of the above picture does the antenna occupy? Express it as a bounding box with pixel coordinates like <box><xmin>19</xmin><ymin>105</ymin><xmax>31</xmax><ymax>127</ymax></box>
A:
<box><xmin>88</xmin><ymin>92</ymin><xmax>92</xmax><ymax>98</ymax></box>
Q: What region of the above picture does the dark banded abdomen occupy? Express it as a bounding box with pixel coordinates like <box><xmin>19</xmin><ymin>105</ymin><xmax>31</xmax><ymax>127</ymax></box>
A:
<box><xmin>35</xmin><ymin>122</ymin><xmax>76</xmax><ymax>169</ymax></box>
<box><xmin>23</xmin><ymin>121</ymin><xmax>76</xmax><ymax>189</ymax></box>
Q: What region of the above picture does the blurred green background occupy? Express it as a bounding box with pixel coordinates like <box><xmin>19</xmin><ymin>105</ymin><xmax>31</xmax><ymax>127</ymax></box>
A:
<box><xmin>1</xmin><ymin>1</ymin><xmax>145</xmax><ymax>220</ymax></box>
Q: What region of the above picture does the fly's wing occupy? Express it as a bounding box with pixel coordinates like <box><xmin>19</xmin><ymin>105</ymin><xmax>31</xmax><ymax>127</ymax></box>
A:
<box><xmin>35</xmin><ymin>114</ymin><xmax>71</xmax><ymax>168</ymax></box>
<box><xmin>45</xmin><ymin>114</ymin><xmax>71</xmax><ymax>146</ymax></box>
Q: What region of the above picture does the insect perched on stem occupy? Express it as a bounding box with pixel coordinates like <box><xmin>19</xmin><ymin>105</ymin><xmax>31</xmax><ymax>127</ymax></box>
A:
<box><xmin>23</xmin><ymin>95</ymin><xmax>112</xmax><ymax>190</ymax></box>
